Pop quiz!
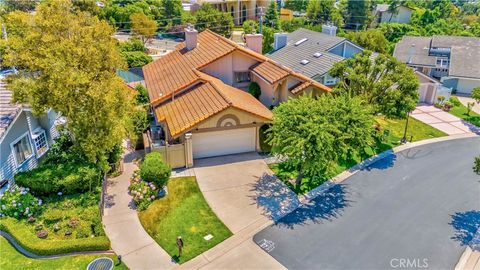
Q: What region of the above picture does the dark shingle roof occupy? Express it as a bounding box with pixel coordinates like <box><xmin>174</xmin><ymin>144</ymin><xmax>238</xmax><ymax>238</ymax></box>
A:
<box><xmin>267</xmin><ymin>28</ymin><xmax>347</xmax><ymax>78</ymax></box>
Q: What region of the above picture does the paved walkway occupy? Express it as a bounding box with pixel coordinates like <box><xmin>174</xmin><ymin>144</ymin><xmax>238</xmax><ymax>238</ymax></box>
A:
<box><xmin>457</xmin><ymin>96</ymin><xmax>480</xmax><ymax>114</ymax></box>
<box><xmin>411</xmin><ymin>104</ymin><xmax>479</xmax><ymax>135</ymax></box>
<box><xmin>102</xmin><ymin>150</ymin><xmax>176</xmax><ymax>270</ymax></box>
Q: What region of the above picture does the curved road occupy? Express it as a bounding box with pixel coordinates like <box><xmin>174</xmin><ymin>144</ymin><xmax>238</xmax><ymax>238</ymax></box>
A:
<box><xmin>254</xmin><ymin>137</ymin><xmax>480</xmax><ymax>270</ymax></box>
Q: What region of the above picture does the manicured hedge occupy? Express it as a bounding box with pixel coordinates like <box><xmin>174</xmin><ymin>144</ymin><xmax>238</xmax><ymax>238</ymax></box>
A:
<box><xmin>0</xmin><ymin>217</ymin><xmax>111</xmax><ymax>255</ymax></box>
<box><xmin>139</xmin><ymin>152</ymin><xmax>171</xmax><ymax>188</ymax></box>
<box><xmin>14</xmin><ymin>163</ymin><xmax>102</xmax><ymax>196</ymax></box>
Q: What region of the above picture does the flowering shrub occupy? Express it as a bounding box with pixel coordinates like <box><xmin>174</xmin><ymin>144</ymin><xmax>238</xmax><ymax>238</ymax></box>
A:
<box><xmin>129</xmin><ymin>170</ymin><xmax>158</xmax><ymax>211</ymax></box>
<box><xmin>0</xmin><ymin>186</ymin><xmax>42</xmax><ymax>219</ymax></box>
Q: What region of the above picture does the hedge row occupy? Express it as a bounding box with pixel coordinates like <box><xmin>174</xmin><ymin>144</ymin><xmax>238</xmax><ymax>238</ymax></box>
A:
<box><xmin>0</xmin><ymin>217</ymin><xmax>111</xmax><ymax>256</ymax></box>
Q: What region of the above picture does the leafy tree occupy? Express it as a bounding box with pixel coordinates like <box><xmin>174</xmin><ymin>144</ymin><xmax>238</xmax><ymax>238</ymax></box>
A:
<box><xmin>262</xmin><ymin>26</ymin><xmax>275</xmax><ymax>54</ymax></box>
<box><xmin>346</xmin><ymin>29</ymin><xmax>389</xmax><ymax>53</ymax></box>
<box><xmin>119</xmin><ymin>38</ymin><xmax>146</xmax><ymax>52</ymax></box>
<box><xmin>101</xmin><ymin>1</ymin><xmax>158</xmax><ymax>29</ymax></box>
<box><xmin>159</xmin><ymin>0</ymin><xmax>183</xmax><ymax>27</ymax></box>
<box><xmin>306</xmin><ymin>0</ymin><xmax>335</xmax><ymax>24</ymax></box>
<box><xmin>268</xmin><ymin>94</ymin><xmax>374</xmax><ymax>186</ymax></box>
<box><xmin>130</xmin><ymin>12</ymin><xmax>158</xmax><ymax>45</ymax></box>
<box><xmin>248</xmin><ymin>82</ymin><xmax>261</xmax><ymax>99</ymax></box>
<box><xmin>2</xmin><ymin>0</ymin><xmax>37</xmax><ymax>12</ymax></box>
<box><xmin>280</xmin><ymin>17</ymin><xmax>307</xmax><ymax>32</ymax></box>
<box><xmin>130</xmin><ymin>107</ymin><xmax>149</xmax><ymax>135</ymax></box>
<box><xmin>3</xmin><ymin>0</ymin><xmax>135</xmax><ymax>167</ymax></box>
<box><xmin>387</xmin><ymin>0</ymin><xmax>402</xmax><ymax>22</ymax></box>
<box><xmin>346</xmin><ymin>0</ymin><xmax>370</xmax><ymax>29</ymax></box>
<box><xmin>378</xmin><ymin>23</ymin><xmax>421</xmax><ymax>43</ymax></box>
<box><xmin>472</xmin><ymin>87</ymin><xmax>480</xmax><ymax>103</ymax></box>
<box><xmin>121</xmin><ymin>51</ymin><xmax>153</xmax><ymax>68</ymax></box>
<box><xmin>243</xmin><ymin>20</ymin><xmax>258</xmax><ymax>34</ymax></box>
<box><xmin>72</xmin><ymin>0</ymin><xmax>101</xmax><ymax>15</ymax></box>
<box><xmin>135</xmin><ymin>84</ymin><xmax>150</xmax><ymax>105</ymax></box>
<box><xmin>329</xmin><ymin>51</ymin><xmax>419</xmax><ymax>119</ymax></box>
<box><xmin>264</xmin><ymin>0</ymin><xmax>280</xmax><ymax>29</ymax></box>
<box><xmin>195</xmin><ymin>4</ymin><xmax>234</xmax><ymax>37</ymax></box>
<box><xmin>284</xmin><ymin>0</ymin><xmax>309</xmax><ymax>12</ymax></box>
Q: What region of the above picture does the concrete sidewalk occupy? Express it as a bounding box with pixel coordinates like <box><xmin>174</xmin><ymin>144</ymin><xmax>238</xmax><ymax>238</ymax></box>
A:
<box><xmin>102</xmin><ymin>150</ymin><xmax>176</xmax><ymax>270</ymax></box>
<box><xmin>457</xmin><ymin>96</ymin><xmax>480</xmax><ymax>114</ymax></box>
<box><xmin>411</xmin><ymin>104</ymin><xmax>479</xmax><ymax>135</ymax></box>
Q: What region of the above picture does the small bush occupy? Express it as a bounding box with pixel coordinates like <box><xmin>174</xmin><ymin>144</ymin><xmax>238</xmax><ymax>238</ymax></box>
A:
<box><xmin>450</xmin><ymin>96</ymin><xmax>461</xmax><ymax>107</ymax></box>
<box><xmin>248</xmin><ymin>82</ymin><xmax>261</xmax><ymax>99</ymax></box>
<box><xmin>139</xmin><ymin>152</ymin><xmax>171</xmax><ymax>188</ymax></box>
<box><xmin>15</xmin><ymin>163</ymin><xmax>102</xmax><ymax>196</ymax></box>
<box><xmin>0</xmin><ymin>186</ymin><xmax>42</xmax><ymax>219</ymax></box>
<box><xmin>129</xmin><ymin>171</ymin><xmax>159</xmax><ymax>211</ymax></box>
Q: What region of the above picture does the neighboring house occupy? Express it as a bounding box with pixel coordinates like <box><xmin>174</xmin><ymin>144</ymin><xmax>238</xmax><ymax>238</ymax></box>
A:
<box><xmin>187</xmin><ymin>0</ymin><xmax>269</xmax><ymax>25</ymax></box>
<box><xmin>117</xmin><ymin>67</ymin><xmax>145</xmax><ymax>89</ymax></box>
<box><xmin>142</xmin><ymin>27</ymin><xmax>330</xmax><ymax>164</ymax></box>
<box><xmin>416</xmin><ymin>71</ymin><xmax>451</xmax><ymax>104</ymax></box>
<box><xmin>375</xmin><ymin>4</ymin><xmax>413</xmax><ymax>24</ymax></box>
<box><xmin>393</xmin><ymin>36</ymin><xmax>480</xmax><ymax>95</ymax></box>
<box><xmin>0</xmin><ymin>76</ymin><xmax>59</xmax><ymax>186</ymax></box>
<box><xmin>267</xmin><ymin>27</ymin><xmax>365</xmax><ymax>87</ymax></box>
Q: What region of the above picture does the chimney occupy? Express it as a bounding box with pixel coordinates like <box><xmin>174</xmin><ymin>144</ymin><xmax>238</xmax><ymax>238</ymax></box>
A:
<box><xmin>273</xmin><ymin>33</ymin><xmax>288</xmax><ymax>51</ymax></box>
<box><xmin>245</xmin><ymin>34</ymin><xmax>263</xmax><ymax>54</ymax></box>
<box><xmin>185</xmin><ymin>24</ymin><xmax>198</xmax><ymax>50</ymax></box>
<box><xmin>322</xmin><ymin>23</ymin><xmax>337</xmax><ymax>36</ymax></box>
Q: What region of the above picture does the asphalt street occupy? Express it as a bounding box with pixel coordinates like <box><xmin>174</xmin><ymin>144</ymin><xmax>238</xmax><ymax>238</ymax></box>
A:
<box><xmin>254</xmin><ymin>137</ymin><xmax>480</xmax><ymax>270</ymax></box>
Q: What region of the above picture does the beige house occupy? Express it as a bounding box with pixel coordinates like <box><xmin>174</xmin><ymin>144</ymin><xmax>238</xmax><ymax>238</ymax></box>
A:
<box><xmin>187</xmin><ymin>0</ymin><xmax>269</xmax><ymax>25</ymax></box>
<box><xmin>142</xmin><ymin>27</ymin><xmax>330</xmax><ymax>167</ymax></box>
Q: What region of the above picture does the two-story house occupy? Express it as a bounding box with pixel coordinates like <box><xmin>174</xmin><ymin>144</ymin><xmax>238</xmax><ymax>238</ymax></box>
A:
<box><xmin>267</xmin><ymin>27</ymin><xmax>366</xmax><ymax>87</ymax></box>
<box><xmin>394</xmin><ymin>36</ymin><xmax>480</xmax><ymax>95</ymax></box>
<box><xmin>142</xmin><ymin>27</ymin><xmax>330</xmax><ymax>164</ymax></box>
<box><xmin>0</xmin><ymin>74</ymin><xmax>59</xmax><ymax>188</ymax></box>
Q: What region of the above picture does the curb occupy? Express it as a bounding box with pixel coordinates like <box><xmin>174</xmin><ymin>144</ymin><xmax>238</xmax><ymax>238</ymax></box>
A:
<box><xmin>287</xmin><ymin>133</ymin><xmax>478</xmax><ymax>210</ymax></box>
<box><xmin>0</xmin><ymin>230</ymin><xmax>115</xmax><ymax>259</ymax></box>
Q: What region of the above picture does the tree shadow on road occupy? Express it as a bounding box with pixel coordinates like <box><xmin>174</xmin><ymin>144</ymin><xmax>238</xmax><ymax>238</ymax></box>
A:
<box><xmin>361</xmin><ymin>151</ymin><xmax>397</xmax><ymax>171</ymax></box>
<box><xmin>274</xmin><ymin>184</ymin><xmax>352</xmax><ymax>229</ymax></box>
<box><xmin>450</xmin><ymin>210</ymin><xmax>480</xmax><ymax>250</ymax></box>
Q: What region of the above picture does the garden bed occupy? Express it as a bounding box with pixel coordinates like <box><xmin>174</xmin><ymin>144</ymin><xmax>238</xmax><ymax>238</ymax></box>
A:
<box><xmin>270</xmin><ymin>116</ymin><xmax>447</xmax><ymax>194</ymax></box>
<box><xmin>0</xmin><ymin>237</ymin><xmax>125</xmax><ymax>270</ymax></box>
<box><xmin>0</xmin><ymin>191</ymin><xmax>110</xmax><ymax>255</ymax></box>
<box><xmin>138</xmin><ymin>177</ymin><xmax>232</xmax><ymax>263</ymax></box>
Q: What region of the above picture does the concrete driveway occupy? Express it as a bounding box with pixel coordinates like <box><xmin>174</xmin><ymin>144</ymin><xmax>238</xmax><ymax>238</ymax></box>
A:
<box><xmin>193</xmin><ymin>152</ymin><xmax>299</xmax><ymax>234</ymax></box>
<box><xmin>254</xmin><ymin>137</ymin><xmax>480</xmax><ymax>270</ymax></box>
<box><xmin>411</xmin><ymin>104</ymin><xmax>479</xmax><ymax>135</ymax></box>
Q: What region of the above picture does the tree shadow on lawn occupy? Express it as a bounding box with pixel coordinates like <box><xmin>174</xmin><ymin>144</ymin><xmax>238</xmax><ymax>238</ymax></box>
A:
<box><xmin>450</xmin><ymin>210</ymin><xmax>480</xmax><ymax>251</ymax></box>
<box><xmin>274</xmin><ymin>183</ymin><xmax>353</xmax><ymax>229</ymax></box>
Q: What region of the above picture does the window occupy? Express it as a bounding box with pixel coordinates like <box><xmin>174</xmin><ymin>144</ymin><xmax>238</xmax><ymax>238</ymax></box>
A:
<box><xmin>11</xmin><ymin>133</ymin><xmax>33</xmax><ymax>167</ymax></box>
<box><xmin>324</xmin><ymin>75</ymin><xmax>336</xmax><ymax>85</ymax></box>
<box><xmin>234</xmin><ymin>71</ymin><xmax>250</xmax><ymax>83</ymax></box>
<box><xmin>436</xmin><ymin>58</ymin><xmax>449</xmax><ymax>67</ymax></box>
<box><xmin>32</xmin><ymin>128</ymin><xmax>48</xmax><ymax>157</ymax></box>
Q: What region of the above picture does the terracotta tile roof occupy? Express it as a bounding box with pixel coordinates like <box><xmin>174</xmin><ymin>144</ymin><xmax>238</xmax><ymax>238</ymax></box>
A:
<box><xmin>251</xmin><ymin>61</ymin><xmax>290</xmax><ymax>84</ymax></box>
<box><xmin>290</xmin><ymin>81</ymin><xmax>312</xmax><ymax>95</ymax></box>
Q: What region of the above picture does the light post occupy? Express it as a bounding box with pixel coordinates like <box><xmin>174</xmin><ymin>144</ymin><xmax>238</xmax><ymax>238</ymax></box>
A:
<box><xmin>400</xmin><ymin>111</ymin><xmax>410</xmax><ymax>144</ymax></box>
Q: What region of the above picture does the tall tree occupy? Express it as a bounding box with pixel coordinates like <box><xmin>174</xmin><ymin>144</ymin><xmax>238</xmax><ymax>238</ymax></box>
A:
<box><xmin>3</xmin><ymin>0</ymin><xmax>135</xmax><ymax>167</ymax></box>
<box><xmin>329</xmin><ymin>51</ymin><xmax>419</xmax><ymax>119</ymax></box>
<box><xmin>284</xmin><ymin>0</ymin><xmax>309</xmax><ymax>12</ymax></box>
<box><xmin>387</xmin><ymin>0</ymin><xmax>401</xmax><ymax>22</ymax></box>
<box><xmin>130</xmin><ymin>12</ymin><xmax>158</xmax><ymax>45</ymax></box>
<box><xmin>346</xmin><ymin>29</ymin><xmax>389</xmax><ymax>53</ymax></box>
<box><xmin>195</xmin><ymin>4</ymin><xmax>234</xmax><ymax>37</ymax></box>
<box><xmin>268</xmin><ymin>94</ymin><xmax>375</xmax><ymax>186</ymax></box>
<box><xmin>306</xmin><ymin>0</ymin><xmax>335</xmax><ymax>24</ymax></box>
<box><xmin>160</xmin><ymin>0</ymin><xmax>183</xmax><ymax>26</ymax></box>
<box><xmin>346</xmin><ymin>0</ymin><xmax>370</xmax><ymax>29</ymax></box>
<box><xmin>264</xmin><ymin>0</ymin><xmax>280</xmax><ymax>29</ymax></box>
<box><xmin>3</xmin><ymin>0</ymin><xmax>37</xmax><ymax>12</ymax></box>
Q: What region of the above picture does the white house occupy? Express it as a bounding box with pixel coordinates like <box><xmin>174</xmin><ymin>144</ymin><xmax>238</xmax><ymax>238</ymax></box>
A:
<box><xmin>375</xmin><ymin>4</ymin><xmax>413</xmax><ymax>24</ymax></box>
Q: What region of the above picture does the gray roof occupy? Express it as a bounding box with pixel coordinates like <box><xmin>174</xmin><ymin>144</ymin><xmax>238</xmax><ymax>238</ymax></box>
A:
<box><xmin>394</xmin><ymin>35</ymin><xmax>480</xmax><ymax>79</ymax></box>
<box><xmin>267</xmin><ymin>28</ymin><xmax>347</xmax><ymax>78</ymax></box>
<box><xmin>0</xmin><ymin>77</ymin><xmax>22</xmax><ymax>140</ymax></box>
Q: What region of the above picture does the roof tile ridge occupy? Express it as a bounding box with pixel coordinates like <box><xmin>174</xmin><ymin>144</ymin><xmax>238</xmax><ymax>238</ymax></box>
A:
<box><xmin>196</xmin><ymin>71</ymin><xmax>233</xmax><ymax>105</ymax></box>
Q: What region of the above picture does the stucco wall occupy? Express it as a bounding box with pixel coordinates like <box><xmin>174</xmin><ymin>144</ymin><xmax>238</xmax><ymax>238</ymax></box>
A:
<box><xmin>202</xmin><ymin>51</ymin><xmax>259</xmax><ymax>87</ymax></box>
<box><xmin>251</xmin><ymin>72</ymin><xmax>276</xmax><ymax>107</ymax></box>
<box><xmin>456</xmin><ymin>78</ymin><xmax>480</xmax><ymax>95</ymax></box>
<box><xmin>194</xmin><ymin>107</ymin><xmax>267</xmax><ymax>131</ymax></box>
<box><xmin>380</xmin><ymin>7</ymin><xmax>412</xmax><ymax>24</ymax></box>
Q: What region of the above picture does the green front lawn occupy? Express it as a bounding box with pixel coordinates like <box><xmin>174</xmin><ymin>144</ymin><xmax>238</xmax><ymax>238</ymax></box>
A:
<box><xmin>270</xmin><ymin>116</ymin><xmax>447</xmax><ymax>194</ymax></box>
<box><xmin>138</xmin><ymin>177</ymin><xmax>232</xmax><ymax>264</ymax></box>
<box><xmin>448</xmin><ymin>97</ymin><xmax>480</xmax><ymax>127</ymax></box>
<box><xmin>0</xmin><ymin>237</ymin><xmax>127</xmax><ymax>270</ymax></box>
<box><xmin>0</xmin><ymin>192</ymin><xmax>110</xmax><ymax>255</ymax></box>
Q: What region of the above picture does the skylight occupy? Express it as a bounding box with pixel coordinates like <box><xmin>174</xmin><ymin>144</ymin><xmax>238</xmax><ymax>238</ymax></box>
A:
<box><xmin>294</xmin><ymin>38</ymin><xmax>308</xmax><ymax>46</ymax></box>
<box><xmin>300</xmin><ymin>59</ymin><xmax>310</xmax><ymax>65</ymax></box>
<box><xmin>313</xmin><ymin>52</ymin><xmax>322</xmax><ymax>58</ymax></box>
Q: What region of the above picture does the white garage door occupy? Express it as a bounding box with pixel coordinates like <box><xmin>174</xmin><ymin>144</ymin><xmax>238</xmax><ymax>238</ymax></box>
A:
<box><xmin>192</xmin><ymin>127</ymin><xmax>256</xmax><ymax>159</ymax></box>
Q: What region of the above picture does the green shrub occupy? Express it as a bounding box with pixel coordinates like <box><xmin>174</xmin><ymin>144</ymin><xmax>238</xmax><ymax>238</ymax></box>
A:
<box><xmin>14</xmin><ymin>163</ymin><xmax>102</xmax><ymax>196</ymax></box>
<box><xmin>0</xmin><ymin>218</ymin><xmax>110</xmax><ymax>255</ymax></box>
<box><xmin>121</xmin><ymin>51</ymin><xmax>152</xmax><ymax>68</ymax></box>
<box><xmin>248</xmin><ymin>82</ymin><xmax>261</xmax><ymax>99</ymax></box>
<box><xmin>474</xmin><ymin>156</ymin><xmax>480</xmax><ymax>175</ymax></box>
<box><xmin>43</xmin><ymin>132</ymin><xmax>85</xmax><ymax>165</ymax></box>
<box><xmin>449</xmin><ymin>96</ymin><xmax>461</xmax><ymax>106</ymax></box>
<box><xmin>119</xmin><ymin>38</ymin><xmax>145</xmax><ymax>52</ymax></box>
<box><xmin>0</xmin><ymin>186</ymin><xmax>42</xmax><ymax>219</ymax></box>
<box><xmin>135</xmin><ymin>84</ymin><xmax>150</xmax><ymax>105</ymax></box>
<box><xmin>139</xmin><ymin>152</ymin><xmax>171</xmax><ymax>188</ymax></box>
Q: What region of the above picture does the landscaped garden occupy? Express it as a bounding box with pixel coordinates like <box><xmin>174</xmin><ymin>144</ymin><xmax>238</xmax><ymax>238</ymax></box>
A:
<box><xmin>0</xmin><ymin>237</ymin><xmax>126</xmax><ymax>270</ymax></box>
<box><xmin>448</xmin><ymin>96</ymin><xmax>480</xmax><ymax>127</ymax></box>
<box><xmin>128</xmin><ymin>152</ymin><xmax>231</xmax><ymax>263</ymax></box>
<box><xmin>0</xmin><ymin>133</ymin><xmax>121</xmax><ymax>257</ymax></box>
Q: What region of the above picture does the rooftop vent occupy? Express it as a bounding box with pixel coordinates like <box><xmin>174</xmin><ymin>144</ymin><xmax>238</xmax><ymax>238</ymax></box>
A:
<box><xmin>294</xmin><ymin>38</ymin><xmax>308</xmax><ymax>46</ymax></box>
<box><xmin>313</xmin><ymin>52</ymin><xmax>322</xmax><ymax>58</ymax></box>
<box><xmin>300</xmin><ymin>59</ymin><xmax>310</xmax><ymax>65</ymax></box>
